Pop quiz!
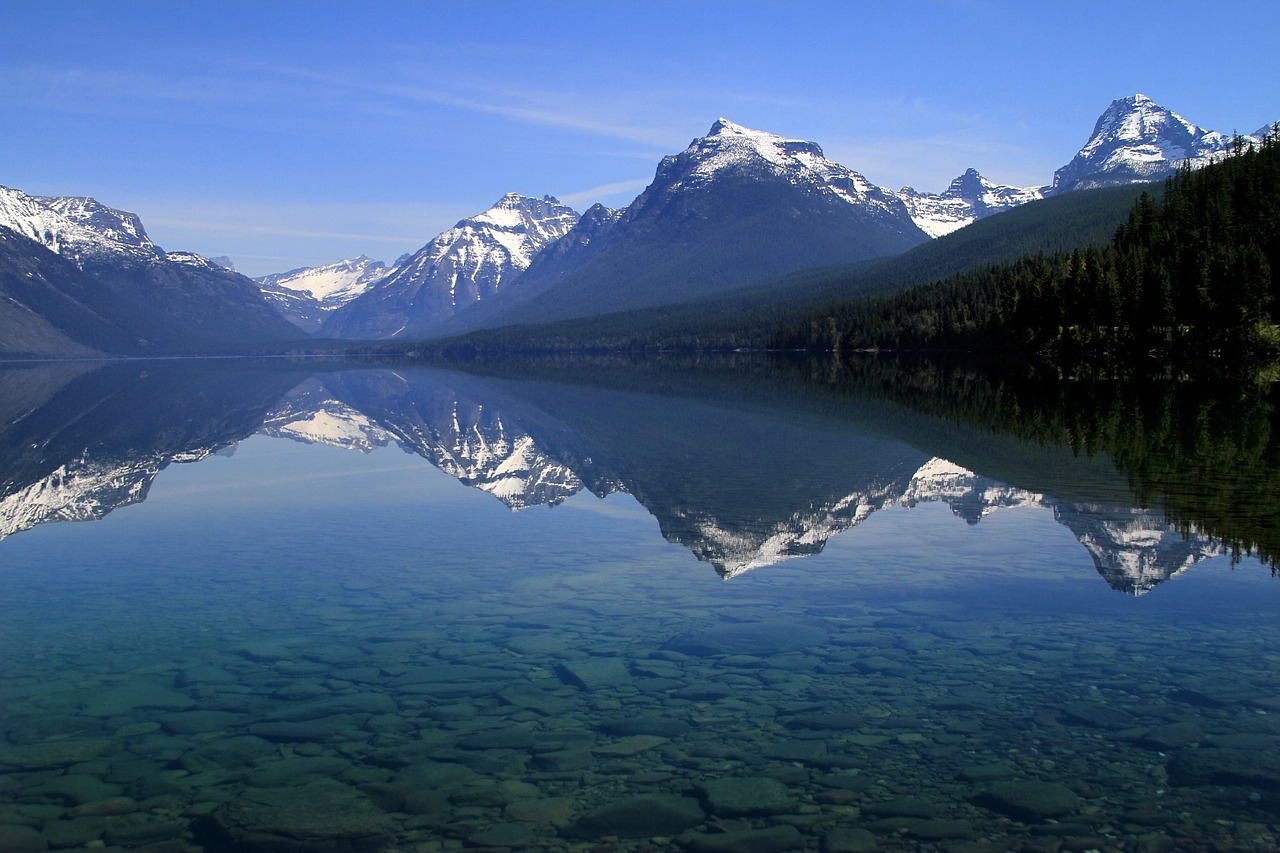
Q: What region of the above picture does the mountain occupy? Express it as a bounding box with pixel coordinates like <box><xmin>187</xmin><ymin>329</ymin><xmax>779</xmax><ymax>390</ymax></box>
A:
<box><xmin>0</xmin><ymin>185</ymin><xmax>305</xmax><ymax>354</ymax></box>
<box><xmin>1048</xmin><ymin>93</ymin><xmax>1248</xmax><ymax>193</ymax></box>
<box><xmin>0</xmin><ymin>225</ymin><xmax>138</xmax><ymax>357</ymax></box>
<box><xmin>0</xmin><ymin>185</ymin><xmax>156</xmax><ymax>263</ymax></box>
<box><xmin>896</xmin><ymin>169</ymin><xmax>1045</xmax><ymax>237</ymax></box>
<box><xmin>457</xmin><ymin>119</ymin><xmax>931</xmax><ymax>331</ymax></box>
<box><xmin>256</xmin><ymin>255</ymin><xmax>393</xmax><ymax>333</ymax></box>
<box><xmin>310</xmin><ymin>98</ymin><xmax>1272</xmax><ymax>343</ymax></box>
<box><xmin>320</xmin><ymin>194</ymin><xmax>580</xmax><ymax>339</ymax></box>
<box><xmin>456</xmin><ymin>98</ymin><xmax>1257</xmax><ymax>337</ymax></box>
<box><xmin>516</xmin><ymin>203</ymin><xmax>623</xmax><ymax>286</ymax></box>
<box><xmin>36</xmin><ymin>194</ymin><xmax>160</xmax><ymax>253</ymax></box>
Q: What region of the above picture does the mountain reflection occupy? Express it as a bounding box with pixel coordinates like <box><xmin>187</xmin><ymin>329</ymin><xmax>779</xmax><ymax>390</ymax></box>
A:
<box><xmin>0</xmin><ymin>358</ymin><xmax>1270</xmax><ymax>594</ymax></box>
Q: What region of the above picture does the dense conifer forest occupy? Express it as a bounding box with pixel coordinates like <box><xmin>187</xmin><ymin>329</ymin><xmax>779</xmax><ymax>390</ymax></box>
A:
<box><xmin>775</xmin><ymin>128</ymin><xmax>1280</xmax><ymax>361</ymax></box>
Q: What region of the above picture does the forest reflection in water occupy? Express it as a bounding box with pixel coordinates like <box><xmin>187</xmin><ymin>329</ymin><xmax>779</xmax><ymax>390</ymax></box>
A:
<box><xmin>2</xmin><ymin>354</ymin><xmax>1272</xmax><ymax>589</ymax></box>
<box><xmin>0</xmin><ymin>355</ymin><xmax>1277</xmax><ymax>852</ymax></box>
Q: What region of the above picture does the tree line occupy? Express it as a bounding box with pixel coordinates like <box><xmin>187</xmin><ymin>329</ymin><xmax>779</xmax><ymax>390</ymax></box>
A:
<box><xmin>774</xmin><ymin>127</ymin><xmax>1280</xmax><ymax>362</ymax></box>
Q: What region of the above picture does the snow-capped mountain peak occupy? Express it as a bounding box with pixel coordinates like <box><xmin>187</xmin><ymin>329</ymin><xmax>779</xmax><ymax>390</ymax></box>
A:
<box><xmin>698</xmin><ymin>117</ymin><xmax>827</xmax><ymax>166</ymax></box>
<box><xmin>37</xmin><ymin>195</ymin><xmax>159</xmax><ymax>253</ymax></box>
<box><xmin>1081</xmin><ymin>93</ymin><xmax>1216</xmax><ymax>158</ymax></box>
<box><xmin>318</xmin><ymin>193</ymin><xmax>580</xmax><ymax>339</ymax></box>
<box><xmin>1049</xmin><ymin>93</ymin><xmax>1239</xmax><ymax>193</ymax></box>
<box><xmin>257</xmin><ymin>255</ymin><xmax>391</xmax><ymax>303</ymax></box>
<box><xmin>388</xmin><ymin>192</ymin><xmax>580</xmax><ymax>301</ymax></box>
<box><xmin>895</xmin><ymin>169</ymin><xmax>1044</xmax><ymax>238</ymax></box>
<box><xmin>0</xmin><ymin>185</ymin><xmax>159</xmax><ymax>262</ymax></box>
<box><xmin>254</xmin><ymin>255</ymin><xmax>395</xmax><ymax>332</ymax></box>
<box><xmin>649</xmin><ymin>118</ymin><xmax>913</xmax><ymax>220</ymax></box>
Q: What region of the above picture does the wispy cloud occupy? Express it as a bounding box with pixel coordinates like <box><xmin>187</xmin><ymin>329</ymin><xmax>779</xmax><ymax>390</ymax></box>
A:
<box><xmin>146</xmin><ymin>217</ymin><xmax>425</xmax><ymax>245</ymax></box>
<box><xmin>1</xmin><ymin>55</ymin><xmax>711</xmax><ymax>154</ymax></box>
<box><xmin>558</xmin><ymin>178</ymin><xmax>651</xmax><ymax>206</ymax></box>
<box><xmin>241</xmin><ymin>58</ymin><xmax>700</xmax><ymax>149</ymax></box>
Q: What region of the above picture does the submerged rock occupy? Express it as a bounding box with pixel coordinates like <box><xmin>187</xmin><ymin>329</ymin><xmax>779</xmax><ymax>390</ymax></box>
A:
<box><xmin>28</xmin><ymin>774</ymin><xmax>122</xmax><ymax>806</ymax></box>
<box><xmin>598</xmin><ymin>716</ymin><xmax>691</xmax><ymax>737</ymax></box>
<box><xmin>697</xmin><ymin>776</ymin><xmax>792</xmax><ymax>817</ymax></box>
<box><xmin>0</xmin><ymin>823</ymin><xmax>49</xmax><ymax>851</ymax></box>
<box><xmin>569</xmin><ymin>793</ymin><xmax>705</xmax><ymax>838</ymax></box>
<box><xmin>206</xmin><ymin>779</ymin><xmax>396</xmax><ymax>852</ymax></box>
<box><xmin>0</xmin><ymin>738</ymin><xmax>114</xmax><ymax>771</ymax></box>
<box><xmin>821</xmin><ymin>827</ymin><xmax>880</xmax><ymax>852</ymax></box>
<box><xmin>180</xmin><ymin>735</ymin><xmax>277</xmax><ymax>773</ymax></box>
<box><xmin>555</xmin><ymin>657</ymin><xmax>632</xmax><ymax>690</ymax></box>
<box><xmin>82</xmin><ymin>684</ymin><xmax>195</xmax><ymax>717</ymax></box>
<box><xmin>1060</xmin><ymin>702</ymin><xmax>1138</xmax><ymax>730</ymax></box>
<box><xmin>261</xmin><ymin>692</ymin><xmax>396</xmax><ymax>722</ymax></box>
<box><xmin>864</xmin><ymin>796</ymin><xmax>937</xmax><ymax>818</ymax></box>
<box><xmin>980</xmin><ymin>780</ymin><xmax>1082</xmax><ymax>819</ymax></box>
<box><xmin>783</xmin><ymin>711</ymin><xmax>864</xmax><ymax>731</ymax></box>
<box><xmin>681</xmin><ymin>824</ymin><xmax>805</xmax><ymax>852</ymax></box>
<box><xmin>1168</xmin><ymin>747</ymin><xmax>1280</xmax><ymax>789</ymax></box>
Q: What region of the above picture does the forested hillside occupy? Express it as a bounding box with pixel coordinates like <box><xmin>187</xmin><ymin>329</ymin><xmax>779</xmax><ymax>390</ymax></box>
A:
<box><xmin>776</xmin><ymin>128</ymin><xmax>1280</xmax><ymax>359</ymax></box>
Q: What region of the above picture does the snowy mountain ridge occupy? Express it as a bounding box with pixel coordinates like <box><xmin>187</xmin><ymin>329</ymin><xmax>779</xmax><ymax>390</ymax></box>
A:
<box><xmin>896</xmin><ymin>169</ymin><xmax>1046</xmax><ymax>238</ymax></box>
<box><xmin>658</xmin><ymin>117</ymin><xmax>913</xmax><ymax>221</ymax></box>
<box><xmin>37</xmin><ymin>195</ymin><xmax>159</xmax><ymax>253</ymax></box>
<box><xmin>0</xmin><ymin>184</ymin><xmax>237</xmax><ymax>275</ymax></box>
<box><xmin>381</xmin><ymin>192</ymin><xmax>580</xmax><ymax>301</ymax></box>
<box><xmin>1049</xmin><ymin>93</ymin><xmax>1254</xmax><ymax>193</ymax></box>
<box><xmin>0</xmin><ymin>185</ymin><xmax>160</xmax><ymax>263</ymax></box>
<box><xmin>257</xmin><ymin>254</ymin><xmax>393</xmax><ymax>304</ymax></box>
<box><xmin>255</xmin><ymin>255</ymin><xmax>395</xmax><ymax>332</ymax></box>
<box><xmin>318</xmin><ymin>193</ymin><xmax>581</xmax><ymax>339</ymax></box>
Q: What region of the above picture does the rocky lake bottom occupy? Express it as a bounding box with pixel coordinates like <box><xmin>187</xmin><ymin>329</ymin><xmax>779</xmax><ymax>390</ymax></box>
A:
<box><xmin>2</xmin><ymin>432</ymin><xmax>1279</xmax><ymax>853</ymax></box>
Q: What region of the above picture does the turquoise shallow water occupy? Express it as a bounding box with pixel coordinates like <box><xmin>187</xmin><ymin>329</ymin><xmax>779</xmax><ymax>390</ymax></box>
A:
<box><xmin>1</xmin><ymin>362</ymin><xmax>1278</xmax><ymax>852</ymax></box>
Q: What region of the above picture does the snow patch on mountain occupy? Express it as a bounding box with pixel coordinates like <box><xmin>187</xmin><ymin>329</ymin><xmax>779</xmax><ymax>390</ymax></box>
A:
<box><xmin>0</xmin><ymin>185</ymin><xmax>157</xmax><ymax>263</ymax></box>
<box><xmin>389</xmin><ymin>193</ymin><xmax>579</xmax><ymax>303</ymax></box>
<box><xmin>257</xmin><ymin>255</ymin><xmax>391</xmax><ymax>305</ymax></box>
<box><xmin>320</xmin><ymin>194</ymin><xmax>581</xmax><ymax>339</ymax></box>
<box><xmin>38</xmin><ymin>195</ymin><xmax>159</xmax><ymax>252</ymax></box>
<box><xmin>165</xmin><ymin>250</ymin><xmax>222</xmax><ymax>269</ymax></box>
<box><xmin>663</xmin><ymin>118</ymin><xmax>912</xmax><ymax>220</ymax></box>
<box><xmin>1049</xmin><ymin>94</ymin><xmax>1252</xmax><ymax>193</ymax></box>
<box><xmin>896</xmin><ymin>169</ymin><xmax>1045</xmax><ymax>238</ymax></box>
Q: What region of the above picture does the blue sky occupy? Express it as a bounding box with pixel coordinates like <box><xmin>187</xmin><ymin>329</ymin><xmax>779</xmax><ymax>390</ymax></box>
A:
<box><xmin>2</xmin><ymin>1</ymin><xmax>1276</xmax><ymax>277</ymax></box>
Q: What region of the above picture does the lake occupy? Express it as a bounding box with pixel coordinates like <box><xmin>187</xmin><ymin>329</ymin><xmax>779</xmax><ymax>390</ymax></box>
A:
<box><xmin>1</xmin><ymin>357</ymin><xmax>1277</xmax><ymax>852</ymax></box>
